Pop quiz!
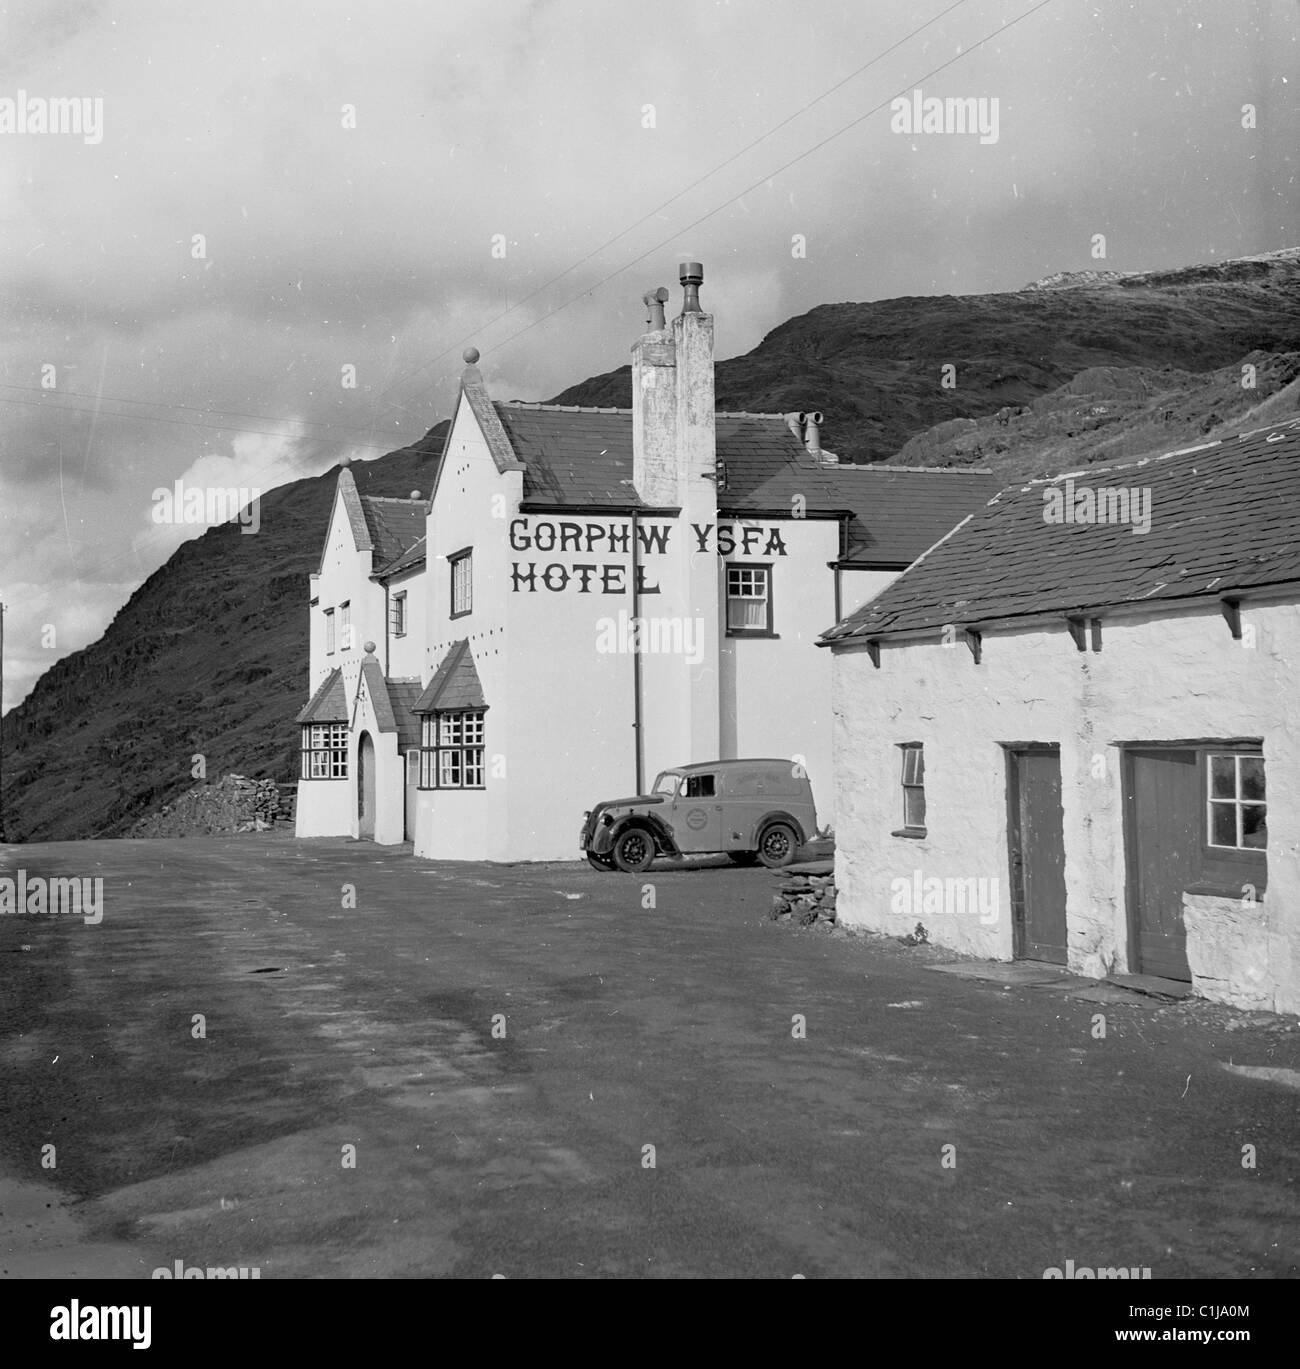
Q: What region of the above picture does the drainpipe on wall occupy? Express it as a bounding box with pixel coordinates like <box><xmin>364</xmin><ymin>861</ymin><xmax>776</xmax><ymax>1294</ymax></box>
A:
<box><xmin>382</xmin><ymin>583</ymin><xmax>390</xmax><ymax>677</ymax></box>
<box><xmin>631</xmin><ymin>508</ymin><xmax>644</xmax><ymax>795</ymax></box>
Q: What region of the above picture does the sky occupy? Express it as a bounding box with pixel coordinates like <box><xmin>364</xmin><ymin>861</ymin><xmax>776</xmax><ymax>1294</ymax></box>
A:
<box><xmin>1</xmin><ymin>0</ymin><xmax>1297</xmax><ymax>710</ymax></box>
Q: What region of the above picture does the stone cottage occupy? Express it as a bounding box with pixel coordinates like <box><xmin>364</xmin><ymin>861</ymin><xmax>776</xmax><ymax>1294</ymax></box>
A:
<box><xmin>821</xmin><ymin>419</ymin><xmax>1300</xmax><ymax>1014</ymax></box>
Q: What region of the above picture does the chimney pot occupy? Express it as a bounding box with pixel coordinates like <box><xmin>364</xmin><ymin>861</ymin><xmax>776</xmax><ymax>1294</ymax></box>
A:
<box><xmin>801</xmin><ymin>410</ymin><xmax>823</xmax><ymax>457</ymax></box>
<box><xmin>643</xmin><ymin>286</ymin><xmax>669</xmax><ymax>331</ymax></box>
<box><xmin>679</xmin><ymin>261</ymin><xmax>704</xmax><ymax>314</ymax></box>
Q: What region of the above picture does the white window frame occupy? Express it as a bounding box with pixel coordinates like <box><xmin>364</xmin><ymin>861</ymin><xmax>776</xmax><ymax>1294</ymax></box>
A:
<box><xmin>726</xmin><ymin>563</ymin><xmax>773</xmax><ymax>635</ymax></box>
<box><xmin>301</xmin><ymin>723</ymin><xmax>348</xmax><ymax>779</ymax></box>
<box><xmin>418</xmin><ymin>710</ymin><xmax>485</xmax><ymax>789</ymax></box>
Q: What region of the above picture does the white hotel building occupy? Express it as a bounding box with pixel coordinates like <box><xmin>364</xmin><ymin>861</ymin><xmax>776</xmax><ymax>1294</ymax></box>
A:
<box><xmin>294</xmin><ymin>265</ymin><xmax>996</xmax><ymax>861</ymax></box>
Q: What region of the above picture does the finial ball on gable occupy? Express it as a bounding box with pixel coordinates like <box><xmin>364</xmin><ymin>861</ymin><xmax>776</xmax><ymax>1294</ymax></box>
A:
<box><xmin>363</xmin><ymin>641</ymin><xmax>377</xmax><ymax>655</ymax></box>
<box><xmin>463</xmin><ymin>346</ymin><xmax>480</xmax><ymax>365</ymax></box>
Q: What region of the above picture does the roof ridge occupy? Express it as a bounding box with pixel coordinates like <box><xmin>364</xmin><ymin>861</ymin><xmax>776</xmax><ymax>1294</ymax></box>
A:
<box><xmin>835</xmin><ymin>463</ymin><xmax>997</xmax><ymax>475</ymax></box>
<box><xmin>360</xmin><ymin>494</ymin><xmax>426</xmax><ymax>505</ymax></box>
<box><xmin>716</xmin><ymin>410</ymin><xmax>799</xmax><ymax>419</ymax></box>
<box><xmin>500</xmin><ymin>401</ymin><xmax>631</xmax><ymax>414</ymax></box>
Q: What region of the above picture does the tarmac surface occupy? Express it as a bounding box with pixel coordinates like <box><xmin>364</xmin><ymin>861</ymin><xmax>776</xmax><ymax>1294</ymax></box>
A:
<box><xmin>1</xmin><ymin>834</ymin><xmax>1298</xmax><ymax>1279</ymax></box>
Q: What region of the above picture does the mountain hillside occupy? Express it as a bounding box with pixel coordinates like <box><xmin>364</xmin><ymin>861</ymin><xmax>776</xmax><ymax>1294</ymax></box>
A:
<box><xmin>4</xmin><ymin>249</ymin><xmax>1300</xmax><ymax>842</ymax></box>
<box><xmin>551</xmin><ymin>249</ymin><xmax>1300</xmax><ymax>464</ymax></box>
<box><xmin>0</xmin><ymin>427</ymin><xmax>444</xmax><ymax>843</ymax></box>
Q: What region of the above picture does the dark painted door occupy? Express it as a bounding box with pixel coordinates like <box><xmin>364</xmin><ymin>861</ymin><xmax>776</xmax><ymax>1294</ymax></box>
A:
<box><xmin>1008</xmin><ymin>747</ymin><xmax>1069</xmax><ymax>964</ymax></box>
<box><xmin>1125</xmin><ymin>748</ymin><xmax>1196</xmax><ymax>981</ymax></box>
<box><xmin>358</xmin><ymin>732</ymin><xmax>375</xmax><ymax>840</ymax></box>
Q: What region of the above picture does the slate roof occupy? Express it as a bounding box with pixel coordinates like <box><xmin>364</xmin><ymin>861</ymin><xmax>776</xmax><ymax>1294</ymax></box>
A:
<box><xmin>359</xmin><ymin>496</ymin><xmax>425</xmax><ymax>568</ymax></box>
<box><xmin>494</xmin><ymin>402</ymin><xmax>997</xmax><ymax>565</ymax></box>
<box><xmin>354</xmin><ymin>661</ymin><xmax>423</xmax><ymax>749</ymax></box>
<box><xmin>387</xmin><ymin>678</ymin><xmax>424</xmax><ymax>751</ymax></box>
<box><xmin>414</xmin><ymin>640</ymin><xmax>487</xmax><ymax>713</ymax></box>
<box><xmin>498</xmin><ymin>404</ymin><xmax>638</xmax><ymax>505</ymax></box>
<box><xmin>821</xmin><ymin>418</ymin><xmax>1300</xmax><ymax>645</ymax></box>
<box><xmin>834</xmin><ymin>467</ymin><xmax>1002</xmax><ymax>565</ymax></box>
<box><xmin>375</xmin><ymin>534</ymin><xmax>426</xmax><ymax>580</ymax></box>
<box><xmin>296</xmin><ymin>668</ymin><xmax>348</xmax><ymax>724</ymax></box>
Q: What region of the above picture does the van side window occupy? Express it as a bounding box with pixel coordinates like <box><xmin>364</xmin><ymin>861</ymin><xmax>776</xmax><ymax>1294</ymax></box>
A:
<box><xmin>684</xmin><ymin>774</ymin><xmax>716</xmax><ymax>798</ymax></box>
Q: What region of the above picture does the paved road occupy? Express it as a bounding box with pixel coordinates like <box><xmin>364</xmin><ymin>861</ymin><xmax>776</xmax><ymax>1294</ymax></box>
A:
<box><xmin>1</xmin><ymin>835</ymin><xmax>1298</xmax><ymax>1278</ymax></box>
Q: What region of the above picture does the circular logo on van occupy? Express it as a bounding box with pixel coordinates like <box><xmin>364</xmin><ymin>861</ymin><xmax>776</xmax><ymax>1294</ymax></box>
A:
<box><xmin>685</xmin><ymin>807</ymin><xmax>708</xmax><ymax>831</ymax></box>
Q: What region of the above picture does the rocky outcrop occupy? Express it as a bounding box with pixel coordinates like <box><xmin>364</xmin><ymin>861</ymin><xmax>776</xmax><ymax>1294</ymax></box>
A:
<box><xmin>769</xmin><ymin>862</ymin><xmax>838</xmax><ymax>930</ymax></box>
<box><xmin>129</xmin><ymin>774</ymin><xmax>294</xmax><ymax>838</ymax></box>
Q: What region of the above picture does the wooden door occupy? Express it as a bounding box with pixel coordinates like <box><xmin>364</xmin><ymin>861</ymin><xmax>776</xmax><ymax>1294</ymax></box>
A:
<box><xmin>1124</xmin><ymin>748</ymin><xmax>1196</xmax><ymax>981</ymax></box>
<box><xmin>1007</xmin><ymin>747</ymin><xmax>1069</xmax><ymax>964</ymax></box>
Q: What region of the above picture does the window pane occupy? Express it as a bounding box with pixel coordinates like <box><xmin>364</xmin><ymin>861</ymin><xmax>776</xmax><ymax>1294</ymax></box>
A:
<box><xmin>1239</xmin><ymin>756</ymin><xmax>1265</xmax><ymax>801</ymax></box>
<box><xmin>902</xmin><ymin>747</ymin><xmax>921</xmax><ymax>785</ymax></box>
<box><xmin>904</xmin><ymin>788</ymin><xmax>926</xmax><ymax>829</ymax></box>
<box><xmin>1209</xmin><ymin>755</ymin><xmax>1236</xmax><ymax>799</ymax></box>
<box><xmin>1209</xmin><ymin>802</ymin><xmax>1237</xmax><ymax>847</ymax></box>
<box><xmin>1241</xmin><ymin>805</ymin><xmax>1267</xmax><ymax>849</ymax></box>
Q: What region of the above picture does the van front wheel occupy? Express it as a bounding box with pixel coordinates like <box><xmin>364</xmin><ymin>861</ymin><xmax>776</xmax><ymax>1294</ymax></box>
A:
<box><xmin>757</xmin><ymin>822</ymin><xmax>798</xmax><ymax>869</ymax></box>
<box><xmin>612</xmin><ymin>827</ymin><xmax>656</xmax><ymax>873</ymax></box>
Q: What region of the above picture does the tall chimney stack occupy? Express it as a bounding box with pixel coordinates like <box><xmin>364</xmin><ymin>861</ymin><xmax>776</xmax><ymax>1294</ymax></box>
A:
<box><xmin>671</xmin><ymin>261</ymin><xmax>719</xmax><ymax>762</ymax></box>
<box><xmin>631</xmin><ymin>287</ymin><xmax>677</xmax><ymax>506</ymax></box>
<box><xmin>629</xmin><ymin>261</ymin><xmax>722</xmax><ymax>776</ymax></box>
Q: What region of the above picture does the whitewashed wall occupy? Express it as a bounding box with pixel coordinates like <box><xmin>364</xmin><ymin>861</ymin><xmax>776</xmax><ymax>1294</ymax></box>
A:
<box><xmin>384</xmin><ymin>564</ymin><xmax>427</xmax><ymax>680</ymax></box>
<box><xmin>831</xmin><ymin>600</ymin><xmax>1300</xmax><ymax>1014</ymax></box>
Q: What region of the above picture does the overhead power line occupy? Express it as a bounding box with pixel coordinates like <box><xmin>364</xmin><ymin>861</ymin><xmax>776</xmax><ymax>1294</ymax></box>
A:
<box><xmin>375</xmin><ymin>0</ymin><xmax>977</xmax><ymax>403</ymax></box>
<box><xmin>391</xmin><ymin>0</ymin><xmax>1056</xmax><ymax>384</ymax></box>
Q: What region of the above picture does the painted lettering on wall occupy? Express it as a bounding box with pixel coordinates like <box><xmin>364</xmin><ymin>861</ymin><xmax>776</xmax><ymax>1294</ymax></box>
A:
<box><xmin>508</xmin><ymin>518</ymin><xmax>788</xmax><ymax>594</ymax></box>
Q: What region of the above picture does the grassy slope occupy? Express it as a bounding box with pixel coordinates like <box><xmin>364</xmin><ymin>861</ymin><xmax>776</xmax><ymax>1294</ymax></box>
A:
<box><xmin>1</xmin><ymin>430</ymin><xmax>443</xmax><ymax>842</ymax></box>
<box><xmin>551</xmin><ymin>254</ymin><xmax>1300</xmax><ymax>464</ymax></box>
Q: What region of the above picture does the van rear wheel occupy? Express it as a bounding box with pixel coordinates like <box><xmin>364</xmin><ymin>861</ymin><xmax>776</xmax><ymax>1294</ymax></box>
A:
<box><xmin>757</xmin><ymin>822</ymin><xmax>798</xmax><ymax>869</ymax></box>
<box><xmin>612</xmin><ymin>828</ymin><xmax>655</xmax><ymax>873</ymax></box>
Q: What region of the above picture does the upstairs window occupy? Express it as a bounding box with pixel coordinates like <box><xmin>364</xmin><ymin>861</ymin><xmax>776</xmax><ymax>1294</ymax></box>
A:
<box><xmin>324</xmin><ymin>608</ymin><xmax>336</xmax><ymax>655</ymax></box>
<box><xmin>726</xmin><ymin>564</ymin><xmax>773</xmax><ymax>636</ymax></box>
<box><xmin>391</xmin><ymin>590</ymin><xmax>408</xmax><ymax>638</ymax></box>
<box><xmin>339</xmin><ymin>600</ymin><xmax>352</xmax><ymax>651</ymax></box>
<box><xmin>301</xmin><ymin>723</ymin><xmax>348</xmax><ymax>779</ymax></box>
<box><xmin>899</xmin><ymin>743</ymin><xmax>926</xmax><ymax>835</ymax></box>
<box><xmin>450</xmin><ymin>548</ymin><xmax>473</xmax><ymax>618</ymax></box>
<box><xmin>418</xmin><ymin>710</ymin><xmax>485</xmax><ymax>789</ymax></box>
